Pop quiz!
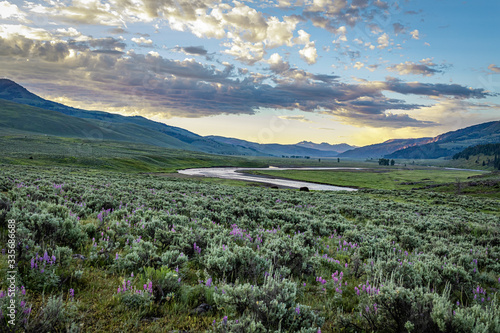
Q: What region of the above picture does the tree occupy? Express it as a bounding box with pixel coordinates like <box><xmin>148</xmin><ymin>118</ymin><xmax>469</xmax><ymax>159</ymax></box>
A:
<box><xmin>378</xmin><ymin>158</ymin><xmax>390</xmax><ymax>166</ymax></box>
<box><xmin>390</xmin><ymin>159</ymin><xmax>395</xmax><ymax>166</ymax></box>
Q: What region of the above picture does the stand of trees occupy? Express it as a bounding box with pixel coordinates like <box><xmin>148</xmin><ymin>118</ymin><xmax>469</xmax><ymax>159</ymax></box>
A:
<box><xmin>453</xmin><ymin>143</ymin><xmax>500</xmax><ymax>170</ymax></box>
<box><xmin>379</xmin><ymin>158</ymin><xmax>395</xmax><ymax>166</ymax></box>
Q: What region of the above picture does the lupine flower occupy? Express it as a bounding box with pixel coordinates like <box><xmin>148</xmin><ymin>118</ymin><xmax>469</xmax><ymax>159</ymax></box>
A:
<box><xmin>69</xmin><ymin>289</ymin><xmax>74</xmax><ymax>299</ymax></box>
<box><xmin>295</xmin><ymin>305</ymin><xmax>300</xmax><ymax>315</ymax></box>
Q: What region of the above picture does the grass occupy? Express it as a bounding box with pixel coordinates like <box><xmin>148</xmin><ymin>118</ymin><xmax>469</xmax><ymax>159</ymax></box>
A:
<box><xmin>2</xmin><ymin>134</ymin><xmax>498</xmax><ymax>197</ymax></box>
<box><xmin>0</xmin><ymin>135</ymin><xmax>389</xmax><ymax>173</ymax></box>
<box><xmin>244</xmin><ymin>167</ymin><xmax>490</xmax><ymax>190</ymax></box>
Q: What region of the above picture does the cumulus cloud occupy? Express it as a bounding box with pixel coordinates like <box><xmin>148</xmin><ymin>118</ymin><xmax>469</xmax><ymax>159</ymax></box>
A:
<box><xmin>222</xmin><ymin>37</ymin><xmax>265</xmax><ymax>65</ymax></box>
<box><xmin>410</xmin><ymin>29</ymin><xmax>419</xmax><ymax>39</ymax></box>
<box><xmin>0</xmin><ymin>24</ymin><xmax>52</xmax><ymax>40</ymax></box>
<box><xmin>354</xmin><ymin>62</ymin><xmax>364</xmax><ymax>70</ymax></box>
<box><xmin>0</xmin><ymin>1</ymin><xmax>27</xmax><ymax>21</ymax></box>
<box><xmin>377</xmin><ymin>33</ymin><xmax>389</xmax><ymax>49</ymax></box>
<box><xmin>267</xmin><ymin>53</ymin><xmax>290</xmax><ymax>74</ymax></box>
<box><xmin>299</xmin><ymin>42</ymin><xmax>318</xmax><ymax>64</ymax></box>
<box><xmin>131</xmin><ymin>37</ymin><xmax>153</xmax><ymax>46</ymax></box>
<box><xmin>293</xmin><ymin>29</ymin><xmax>311</xmax><ymax>45</ymax></box>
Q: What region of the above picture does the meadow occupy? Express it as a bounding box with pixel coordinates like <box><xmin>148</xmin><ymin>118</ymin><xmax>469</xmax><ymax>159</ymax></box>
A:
<box><xmin>1</xmin><ymin>161</ymin><xmax>499</xmax><ymax>332</ymax></box>
<box><xmin>244</xmin><ymin>168</ymin><xmax>500</xmax><ymax>198</ymax></box>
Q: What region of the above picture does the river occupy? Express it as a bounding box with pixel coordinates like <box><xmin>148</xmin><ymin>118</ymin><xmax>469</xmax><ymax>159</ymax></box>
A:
<box><xmin>178</xmin><ymin>167</ymin><xmax>360</xmax><ymax>191</ymax></box>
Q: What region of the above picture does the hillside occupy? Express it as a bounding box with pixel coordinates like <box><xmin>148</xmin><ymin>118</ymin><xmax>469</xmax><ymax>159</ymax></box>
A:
<box><xmin>337</xmin><ymin>138</ymin><xmax>431</xmax><ymax>159</ymax></box>
<box><xmin>451</xmin><ymin>143</ymin><xmax>500</xmax><ymax>170</ymax></box>
<box><xmin>0</xmin><ymin>99</ymin><xmax>197</xmax><ymax>149</ymax></box>
<box><xmin>386</xmin><ymin>121</ymin><xmax>500</xmax><ymax>159</ymax></box>
<box><xmin>0</xmin><ymin>79</ymin><xmax>258</xmax><ymax>155</ymax></box>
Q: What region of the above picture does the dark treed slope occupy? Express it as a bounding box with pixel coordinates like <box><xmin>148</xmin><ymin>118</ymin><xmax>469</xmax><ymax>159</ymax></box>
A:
<box><xmin>386</xmin><ymin>121</ymin><xmax>500</xmax><ymax>159</ymax></box>
<box><xmin>452</xmin><ymin>143</ymin><xmax>500</xmax><ymax>170</ymax></box>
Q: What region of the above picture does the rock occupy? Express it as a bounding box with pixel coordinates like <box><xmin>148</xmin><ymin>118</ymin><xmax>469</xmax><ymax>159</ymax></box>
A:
<box><xmin>299</xmin><ymin>187</ymin><xmax>309</xmax><ymax>192</ymax></box>
<box><xmin>72</xmin><ymin>254</ymin><xmax>86</xmax><ymax>260</ymax></box>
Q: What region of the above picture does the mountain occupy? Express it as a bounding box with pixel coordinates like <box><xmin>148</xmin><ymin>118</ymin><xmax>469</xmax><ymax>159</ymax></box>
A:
<box><xmin>295</xmin><ymin>141</ymin><xmax>356</xmax><ymax>153</ymax></box>
<box><xmin>337</xmin><ymin>138</ymin><xmax>431</xmax><ymax>159</ymax></box>
<box><xmin>0</xmin><ymin>79</ymin><xmax>259</xmax><ymax>155</ymax></box>
<box><xmin>386</xmin><ymin>121</ymin><xmax>500</xmax><ymax>159</ymax></box>
<box><xmin>207</xmin><ymin>136</ymin><xmax>341</xmax><ymax>157</ymax></box>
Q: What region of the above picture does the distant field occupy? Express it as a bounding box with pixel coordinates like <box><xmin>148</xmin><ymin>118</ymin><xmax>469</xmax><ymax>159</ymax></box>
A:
<box><xmin>245</xmin><ymin>168</ymin><xmax>491</xmax><ymax>191</ymax></box>
<box><xmin>0</xmin><ymin>135</ymin><xmax>269</xmax><ymax>172</ymax></box>
<box><xmin>0</xmin><ymin>135</ymin><xmax>389</xmax><ymax>172</ymax></box>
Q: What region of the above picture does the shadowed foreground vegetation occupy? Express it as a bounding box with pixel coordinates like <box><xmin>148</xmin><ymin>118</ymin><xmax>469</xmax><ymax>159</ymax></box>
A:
<box><xmin>1</xmin><ymin>164</ymin><xmax>499</xmax><ymax>332</ymax></box>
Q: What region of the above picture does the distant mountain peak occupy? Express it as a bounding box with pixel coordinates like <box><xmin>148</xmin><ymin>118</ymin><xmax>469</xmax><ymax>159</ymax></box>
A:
<box><xmin>295</xmin><ymin>141</ymin><xmax>357</xmax><ymax>153</ymax></box>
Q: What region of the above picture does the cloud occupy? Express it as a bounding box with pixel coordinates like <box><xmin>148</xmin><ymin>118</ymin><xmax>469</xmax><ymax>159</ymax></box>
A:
<box><xmin>487</xmin><ymin>64</ymin><xmax>500</xmax><ymax>74</ymax></box>
<box><xmin>109</xmin><ymin>28</ymin><xmax>128</xmax><ymax>34</ymax></box>
<box><xmin>267</xmin><ymin>53</ymin><xmax>290</xmax><ymax>74</ymax></box>
<box><xmin>0</xmin><ymin>1</ymin><xmax>27</xmax><ymax>21</ymax></box>
<box><xmin>222</xmin><ymin>37</ymin><xmax>265</xmax><ymax>65</ymax></box>
<box><xmin>278</xmin><ymin>115</ymin><xmax>313</xmax><ymax>122</ymax></box>
<box><xmin>174</xmin><ymin>46</ymin><xmax>208</xmax><ymax>56</ymax></box>
<box><xmin>383</xmin><ymin>77</ymin><xmax>490</xmax><ymax>99</ymax></box>
<box><xmin>411</xmin><ymin>99</ymin><xmax>500</xmax><ymax>130</ymax></box>
<box><xmin>354</xmin><ymin>62</ymin><xmax>364</xmax><ymax>70</ymax></box>
<box><xmin>0</xmin><ymin>24</ymin><xmax>52</xmax><ymax>40</ymax></box>
<box><xmin>299</xmin><ymin>42</ymin><xmax>318</xmax><ymax>64</ymax></box>
<box><xmin>0</xmin><ymin>25</ymin><xmax>493</xmax><ymax>129</ymax></box>
<box><xmin>387</xmin><ymin>59</ymin><xmax>444</xmax><ymax>76</ymax></box>
<box><xmin>377</xmin><ymin>33</ymin><xmax>389</xmax><ymax>49</ymax></box>
<box><xmin>131</xmin><ymin>37</ymin><xmax>153</xmax><ymax>46</ymax></box>
<box><xmin>410</xmin><ymin>29</ymin><xmax>419</xmax><ymax>39</ymax></box>
<box><xmin>293</xmin><ymin>29</ymin><xmax>311</xmax><ymax>45</ymax></box>
<box><xmin>392</xmin><ymin>23</ymin><xmax>406</xmax><ymax>35</ymax></box>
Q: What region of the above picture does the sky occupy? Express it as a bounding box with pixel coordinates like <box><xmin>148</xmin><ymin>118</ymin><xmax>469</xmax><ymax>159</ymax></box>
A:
<box><xmin>0</xmin><ymin>0</ymin><xmax>499</xmax><ymax>146</ymax></box>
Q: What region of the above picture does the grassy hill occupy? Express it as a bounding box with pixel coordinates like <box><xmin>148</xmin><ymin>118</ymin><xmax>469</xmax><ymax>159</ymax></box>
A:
<box><xmin>0</xmin><ymin>79</ymin><xmax>259</xmax><ymax>155</ymax></box>
<box><xmin>0</xmin><ymin>134</ymin><xmax>269</xmax><ymax>172</ymax></box>
<box><xmin>0</xmin><ymin>99</ymin><xmax>197</xmax><ymax>149</ymax></box>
